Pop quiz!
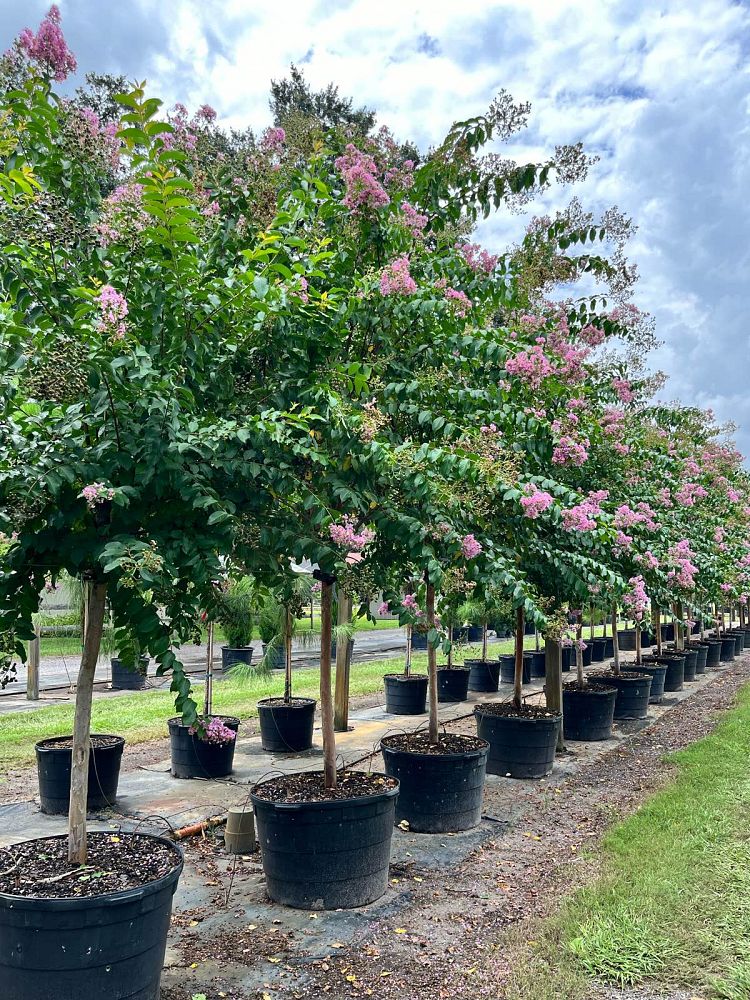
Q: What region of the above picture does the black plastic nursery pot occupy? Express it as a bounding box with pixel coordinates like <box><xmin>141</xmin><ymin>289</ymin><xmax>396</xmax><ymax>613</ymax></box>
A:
<box><xmin>110</xmin><ymin>657</ymin><xmax>148</xmax><ymax>691</ymax></box>
<box><xmin>690</xmin><ymin>644</ymin><xmax>709</xmax><ymax>673</ymax></box>
<box><xmin>720</xmin><ymin>636</ymin><xmax>736</xmax><ymax>662</ymax></box>
<box><xmin>466</xmin><ymin>658</ymin><xmax>500</xmax><ymax>693</ymax></box>
<box><xmin>410</xmin><ymin>631</ymin><xmax>428</xmax><ymax>651</ymax></box>
<box><xmin>221</xmin><ymin>645</ymin><xmax>253</xmax><ymax>670</ymax></box>
<box><xmin>618</xmin><ymin>629</ymin><xmax>638</xmax><ymax>652</ymax></box>
<box><xmin>603</xmin><ymin>636</ymin><xmax>615</xmax><ymax>658</ymax></box>
<box><xmin>661</xmin><ymin>654</ymin><xmax>685</xmax><ymax>691</ymax></box>
<box><xmin>632</xmin><ymin>662</ymin><xmax>668</xmax><ymax>703</ymax></box>
<box><xmin>590</xmin><ymin>637</ymin><xmax>607</xmax><ymax>662</ymax></box>
<box><xmin>562</xmin><ymin>683</ymin><xmax>617</xmax><ymax>741</ymax></box>
<box><xmin>589</xmin><ymin>671</ymin><xmax>652</xmax><ymax>719</ymax></box>
<box><xmin>0</xmin><ymin>833</ymin><xmax>183</xmax><ymax>1000</ymax></box>
<box><xmin>728</xmin><ymin>631</ymin><xmax>745</xmax><ymax>656</ymax></box>
<box><xmin>528</xmin><ymin>650</ymin><xmax>547</xmax><ymax>677</ymax></box>
<box><xmin>383</xmin><ymin>673</ymin><xmax>428</xmax><ymax>714</ymax></box>
<box><xmin>701</xmin><ymin>640</ymin><xmax>722</xmax><ymax>667</ymax></box>
<box><xmin>561</xmin><ymin>645</ymin><xmax>573</xmax><ymax>672</ymax></box>
<box><xmin>257</xmin><ymin>697</ymin><xmax>316</xmax><ymax>753</ymax></box>
<box><xmin>168</xmin><ymin>716</ymin><xmax>239</xmax><ymax>779</ymax></box>
<box><xmin>251</xmin><ymin>772</ymin><xmax>399</xmax><ymax>909</ymax></box>
<box><xmin>261</xmin><ymin>642</ymin><xmax>285</xmax><ymax>670</ymax></box>
<box><xmin>381</xmin><ymin>733</ymin><xmax>489</xmax><ymax>832</ymax></box>
<box><xmin>499</xmin><ymin>654</ymin><xmax>531</xmax><ymax>685</ymax></box>
<box><xmin>35</xmin><ymin>735</ymin><xmax>125</xmax><ymax>816</ymax></box>
<box><xmin>582</xmin><ymin>643</ymin><xmax>593</xmax><ymax>667</ymax></box>
<box><xmin>466</xmin><ymin>624</ymin><xmax>484</xmax><ymax>643</ymax></box>
<box><xmin>662</xmin><ymin>622</ymin><xmax>675</xmax><ymax>641</ymax></box>
<box><xmin>681</xmin><ymin>648</ymin><xmax>698</xmax><ymax>681</ymax></box>
<box><xmin>474</xmin><ymin>704</ymin><xmax>562</xmax><ymax>779</ymax></box>
<box><xmin>437</xmin><ymin>666</ymin><xmax>471</xmax><ymax>703</ymax></box>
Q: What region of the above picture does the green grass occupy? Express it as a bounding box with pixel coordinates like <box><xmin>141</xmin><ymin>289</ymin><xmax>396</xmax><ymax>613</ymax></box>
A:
<box><xmin>504</xmin><ymin>681</ymin><xmax>750</xmax><ymax>999</ymax></box>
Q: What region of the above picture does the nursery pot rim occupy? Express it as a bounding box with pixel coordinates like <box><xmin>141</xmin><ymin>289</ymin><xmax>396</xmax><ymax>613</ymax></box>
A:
<box><xmin>35</xmin><ymin>733</ymin><xmax>125</xmax><ymax>753</ymax></box>
<box><xmin>0</xmin><ymin>831</ymin><xmax>183</xmax><ymax>906</ymax></box>
<box><xmin>168</xmin><ymin>714</ymin><xmax>240</xmax><ymax>728</ymax></box>
<box><xmin>257</xmin><ymin>696</ymin><xmax>316</xmax><ymax>708</ymax></box>
<box><xmin>250</xmin><ymin>770</ymin><xmax>400</xmax><ymax>812</ymax></box>
<box><xmin>380</xmin><ymin>733</ymin><xmax>488</xmax><ymax>761</ymax></box>
<box><xmin>472</xmin><ymin>705</ymin><xmax>562</xmax><ymax>723</ymax></box>
<box><xmin>383</xmin><ymin>672</ymin><xmax>428</xmax><ymax>681</ymax></box>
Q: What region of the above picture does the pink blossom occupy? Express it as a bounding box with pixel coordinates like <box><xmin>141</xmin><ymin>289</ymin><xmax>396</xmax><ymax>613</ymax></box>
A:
<box><xmin>562</xmin><ymin>500</ymin><xmax>600</xmax><ymax>532</ymax></box>
<box><xmin>95</xmin><ymin>183</ymin><xmax>148</xmax><ymax>247</ymax></box>
<box><xmin>399</xmin><ymin>201</ymin><xmax>428</xmax><ymax>237</ymax></box>
<box><xmin>97</xmin><ymin>285</ymin><xmax>128</xmax><ymax>340</ymax></box>
<box><xmin>444</xmin><ymin>287</ymin><xmax>472</xmax><ymax>316</ymax></box>
<box><xmin>612</xmin><ymin>377</ymin><xmax>634</xmax><ymax>403</ymax></box>
<box><xmin>335</xmin><ymin>144</ymin><xmax>390</xmax><ymax>214</ymax></box>
<box><xmin>578</xmin><ymin>324</ymin><xmax>606</xmax><ymax>347</ymax></box>
<box><xmin>456</xmin><ymin>242</ymin><xmax>498</xmax><ymax>274</ymax></box>
<box><xmin>329</xmin><ymin>516</ymin><xmax>375</xmax><ymax>553</ymax></box>
<box><xmin>727</xmin><ymin>488</ymin><xmax>741</xmax><ymax>502</ymax></box>
<box><xmin>622</xmin><ymin>575</ymin><xmax>649</xmax><ymax>621</ymax></box>
<box><xmin>17</xmin><ymin>5</ymin><xmax>76</xmax><ymax>82</ymax></box>
<box><xmin>378</xmin><ymin>601</ymin><xmax>390</xmax><ymax>615</ymax></box>
<box><xmin>552</xmin><ymin>436</ymin><xmax>589</xmax><ymax>466</ymax></box>
<box><xmin>190</xmin><ymin>717</ymin><xmax>236</xmax><ymax>744</ymax></box>
<box><xmin>380</xmin><ymin>256</ymin><xmax>417</xmax><ymax>296</ymax></box>
<box><xmin>505</xmin><ymin>345</ymin><xmax>554</xmax><ymax>389</ymax></box>
<box><xmin>260</xmin><ymin>126</ymin><xmax>286</xmax><ymax>152</ymax></box>
<box><xmin>635</xmin><ymin>550</ymin><xmax>660</xmax><ymax>571</ymax></box>
<box><xmin>461</xmin><ymin>534</ymin><xmax>482</xmax><ymax>559</ymax></box>
<box><xmin>520</xmin><ymin>485</ymin><xmax>554</xmax><ymax>519</ymax></box>
<box><xmin>79</xmin><ymin>482</ymin><xmax>115</xmax><ymax>510</ymax></box>
<box><xmin>402</xmin><ymin>593</ymin><xmax>419</xmax><ymax>611</ymax></box>
<box><xmin>675</xmin><ymin>482</ymin><xmax>708</xmax><ymax>507</ymax></box>
<box><xmin>201</xmin><ymin>200</ymin><xmax>220</xmax><ymax>218</ymax></box>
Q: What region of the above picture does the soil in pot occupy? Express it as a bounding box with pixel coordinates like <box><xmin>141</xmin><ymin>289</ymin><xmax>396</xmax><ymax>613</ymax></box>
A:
<box><xmin>474</xmin><ymin>702</ymin><xmax>561</xmax><ymax>779</ymax></box>
<box><xmin>35</xmin><ymin>734</ymin><xmax>124</xmax><ymax>815</ymax></box>
<box><xmin>257</xmin><ymin>697</ymin><xmax>316</xmax><ymax>753</ymax></box>
<box><xmin>110</xmin><ymin>656</ymin><xmax>148</xmax><ymax>691</ymax></box>
<box><xmin>168</xmin><ymin>716</ymin><xmax>239</xmax><ymax>779</ymax></box>
<box><xmin>381</xmin><ymin>732</ymin><xmax>488</xmax><ymax>832</ymax></box>
<box><xmin>436</xmin><ymin>666</ymin><xmax>471</xmax><ymax>703</ymax></box>
<box><xmin>383</xmin><ymin>673</ymin><xmax>427</xmax><ymax>714</ymax></box>
<box><xmin>0</xmin><ymin>832</ymin><xmax>182</xmax><ymax>1000</ymax></box>
<box><xmin>562</xmin><ymin>683</ymin><xmax>617</xmax><ymax>741</ymax></box>
<box><xmin>499</xmin><ymin>653</ymin><xmax>531</xmax><ymax>685</ymax></box>
<box><xmin>529</xmin><ymin>650</ymin><xmax>547</xmax><ymax>677</ymax></box>
<box><xmin>251</xmin><ymin>770</ymin><xmax>398</xmax><ymax>909</ymax></box>
<box><xmin>222</xmin><ymin>645</ymin><xmax>254</xmax><ymax>670</ymax></box>
<box><xmin>466</xmin><ymin>658</ymin><xmax>500</xmax><ymax>693</ymax></box>
<box><xmin>588</xmin><ymin>671</ymin><xmax>652</xmax><ymax>719</ymax></box>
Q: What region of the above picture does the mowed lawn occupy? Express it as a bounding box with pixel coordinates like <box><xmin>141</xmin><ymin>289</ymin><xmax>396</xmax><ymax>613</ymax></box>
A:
<box><xmin>504</xmin><ymin>681</ymin><xmax>750</xmax><ymax>1000</ymax></box>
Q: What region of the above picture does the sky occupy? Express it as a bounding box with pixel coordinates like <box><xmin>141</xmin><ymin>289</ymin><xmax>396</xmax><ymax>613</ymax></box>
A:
<box><xmin>3</xmin><ymin>0</ymin><xmax>750</xmax><ymax>458</ymax></box>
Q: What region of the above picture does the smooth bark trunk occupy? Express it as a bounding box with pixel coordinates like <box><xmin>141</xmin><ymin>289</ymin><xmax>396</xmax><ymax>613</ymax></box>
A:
<box><xmin>334</xmin><ymin>590</ymin><xmax>352</xmax><ymax>731</ymax></box>
<box><xmin>481</xmin><ymin>621</ymin><xmax>488</xmax><ymax>661</ymax></box>
<box><xmin>576</xmin><ymin>615</ymin><xmax>585</xmax><ymax>687</ymax></box>
<box><xmin>611</xmin><ymin>603</ymin><xmax>621</xmax><ymax>674</ymax></box>
<box><xmin>68</xmin><ymin>581</ymin><xmax>108</xmax><ymax>865</ymax></box>
<box><xmin>426</xmin><ymin>581</ymin><xmax>439</xmax><ymax>746</ymax></box>
<box><xmin>204</xmin><ymin>621</ymin><xmax>214</xmax><ymax>716</ymax></box>
<box><xmin>513</xmin><ymin>607</ymin><xmax>524</xmax><ymax>709</ymax></box>
<box><xmin>283</xmin><ymin>607</ymin><xmax>293</xmax><ymax>704</ymax></box>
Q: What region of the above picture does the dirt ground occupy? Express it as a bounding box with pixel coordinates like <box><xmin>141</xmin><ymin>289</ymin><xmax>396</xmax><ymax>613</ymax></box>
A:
<box><xmin>156</xmin><ymin>659</ymin><xmax>750</xmax><ymax>1000</ymax></box>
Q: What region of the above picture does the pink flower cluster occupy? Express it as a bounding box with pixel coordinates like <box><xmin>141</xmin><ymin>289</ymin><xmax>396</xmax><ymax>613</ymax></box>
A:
<box><xmin>552</xmin><ymin>436</ymin><xmax>589</xmax><ymax>467</ymax></box>
<box><xmin>456</xmin><ymin>242</ymin><xmax>498</xmax><ymax>274</ymax></box>
<box><xmin>675</xmin><ymin>482</ymin><xmax>708</xmax><ymax>507</ymax></box>
<box><xmin>335</xmin><ymin>144</ymin><xmax>390</xmax><ymax>214</ymax></box>
<box><xmin>612</xmin><ymin>377</ymin><xmax>634</xmax><ymax>403</ymax></box>
<box><xmin>80</xmin><ymin>482</ymin><xmax>115</xmax><ymax>510</ymax></box>
<box><xmin>444</xmin><ymin>288</ymin><xmax>472</xmax><ymax>316</ymax></box>
<box><xmin>95</xmin><ymin>183</ymin><xmax>149</xmax><ymax>247</ymax></box>
<box><xmin>505</xmin><ymin>345</ymin><xmax>554</xmax><ymax>389</ymax></box>
<box><xmin>520</xmin><ymin>484</ymin><xmax>554</xmax><ymax>519</ymax></box>
<box><xmin>399</xmin><ymin>202</ymin><xmax>428</xmax><ymax>237</ymax></box>
<box><xmin>622</xmin><ymin>574</ymin><xmax>649</xmax><ymax>621</ymax></box>
<box><xmin>190</xmin><ymin>717</ymin><xmax>236</xmax><ymax>744</ymax></box>
<box><xmin>578</xmin><ymin>324</ymin><xmax>606</xmax><ymax>347</ymax></box>
<box><xmin>329</xmin><ymin>516</ymin><xmax>375</xmax><ymax>557</ymax></box>
<box><xmin>668</xmin><ymin>539</ymin><xmax>698</xmax><ymax>590</ymax></box>
<box><xmin>260</xmin><ymin>127</ymin><xmax>286</xmax><ymax>152</ymax></box>
<box><xmin>613</xmin><ymin>503</ymin><xmax>658</xmax><ymax>532</ymax></box>
<box><xmin>562</xmin><ymin>498</ymin><xmax>601</xmax><ymax>532</ymax></box>
<box><xmin>380</xmin><ymin>256</ymin><xmax>417</xmax><ymax>296</ymax></box>
<box><xmin>97</xmin><ymin>285</ymin><xmax>129</xmax><ymax>340</ymax></box>
<box><xmin>635</xmin><ymin>550</ymin><xmax>660</xmax><ymax>571</ymax></box>
<box><xmin>17</xmin><ymin>5</ymin><xmax>76</xmax><ymax>82</ymax></box>
<box><xmin>727</xmin><ymin>488</ymin><xmax>741</xmax><ymax>502</ymax></box>
<box><xmin>461</xmin><ymin>534</ymin><xmax>482</xmax><ymax>559</ymax></box>
<box><xmin>402</xmin><ymin>593</ymin><xmax>419</xmax><ymax>611</ymax></box>
<box><xmin>601</xmin><ymin>407</ymin><xmax>625</xmax><ymax>436</ymax></box>
<box><xmin>378</xmin><ymin>601</ymin><xmax>390</xmax><ymax>615</ymax></box>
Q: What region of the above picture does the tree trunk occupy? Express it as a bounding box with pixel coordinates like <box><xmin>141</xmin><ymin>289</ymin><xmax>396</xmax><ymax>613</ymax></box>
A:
<box><xmin>447</xmin><ymin>625</ymin><xmax>453</xmax><ymax>668</ymax></box>
<box><xmin>674</xmin><ymin>601</ymin><xmax>684</xmax><ymax>651</ymax></box>
<box><xmin>283</xmin><ymin>607</ymin><xmax>293</xmax><ymax>704</ymax></box>
<box><xmin>426</xmin><ymin>580</ymin><xmax>439</xmax><ymax>746</ymax></box>
<box><xmin>589</xmin><ymin>604</ymin><xmax>594</xmax><ymax>641</ymax></box>
<box><xmin>204</xmin><ymin>620</ymin><xmax>214</xmax><ymax>716</ymax></box>
<box><xmin>27</xmin><ymin>623</ymin><xmax>40</xmax><ymax>701</ymax></box>
<box><xmin>68</xmin><ymin>581</ymin><xmax>108</xmax><ymax>865</ymax></box>
<box><xmin>513</xmin><ymin>606</ymin><xmax>524</xmax><ymax>709</ymax></box>
<box><xmin>535</xmin><ymin>627</ymin><xmax>540</xmax><ymax>652</ymax></box>
<box><xmin>611</xmin><ymin>603</ymin><xmax>621</xmax><ymax>675</ymax></box>
<box><xmin>635</xmin><ymin>623</ymin><xmax>642</xmax><ymax>665</ymax></box>
<box><xmin>544</xmin><ymin>637</ymin><xmax>565</xmax><ymax>752</ymax></box>
<box><xmin>576</xmin><ymin>615</ymin><xmax>585</xmax><ymax>687</ymax></box>
<box><xmin>319</xmin><ymin>580</ymin><xmax>336</xmax><ymax>790</ymax></box>
<box><xmin>334</xmin><ymin>590</ymin><xmax>352</xmax><ymax>731</ymax></box>
<box><xmin>404</xmin><ymin>623</ymin><xmax>412</xmax><ymax>677</ymax></box>
<box><xmin>481</xmin><ymin>620</ymin><xmax>488</xmax><ymax>661</ymax></box>
<box><xmin>653</xmin><ymin>600</ymin><xmax>662</xmax><ymax>655</ymax></box>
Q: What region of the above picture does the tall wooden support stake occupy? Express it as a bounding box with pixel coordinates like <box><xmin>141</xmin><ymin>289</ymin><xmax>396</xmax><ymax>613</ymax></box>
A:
<box><xmin>27</xmin><ymin>623</ymin><xmax>40</xmax><ymax>701</ymax></box>
<box><xmin>204</xmin><ymin>621</ymin><xmax>214</xmax><ymax>717</ymax></box>
<box><xmin>334</xmin><ymin>590</ymin><xmax>353</xmax><ymax>732</ymax></box>
<box><xmin>426</xmin><ymin>580</ymin><xmax>439</xmax><ymax>745</ymax></box>
<box><xmin>612</xmin><ymin>603</ymin><xmax>621</xmax><ymax>674</ymax></box>
<box><xmin>513</xmin><ymin>606</ymin><xmax>525</xmax><ymax>709</ymax></box>
<box><xmin>319</xmin><ymin>580</ymin><xmax>337</xmax><ymax>789</ymax></box>
<box><xmin>544</xmin><ymin>637</ymin><xmax>565</xmax><ymax>752</ymax></box>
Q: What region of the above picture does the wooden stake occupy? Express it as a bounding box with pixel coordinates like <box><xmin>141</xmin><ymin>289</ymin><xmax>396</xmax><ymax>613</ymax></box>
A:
<box><xmin>612</xmin><ymin>603</ymin><xmax>621</xmax><ymax>674</ymax></box>
<box><xmin>334</xmin><ymin>589</ymin><xmax>353</xmax><ymax>732</ymax></box>
<box><xmin>204</xmin><ymin>621</ymin><xmax>214</xmax><ymax>717</ymax></box>
<box><xmin>426</xmin><ymin>580</ymin><xmax>439</xmax><ymax>745</ymax></box>
<box><xmin>27</xmin><ymin>623</ymin><xmax>40</xmax><ymax>701</ymax></box>
<box><xmin>283</xmin><ymin>607</ymin><xmax>293</xmax><ymax>704</ymax></box>
<box><xmin>68</xmin><ymin>581</ymin><xmax>108</xmax><ymax>865</ymax></box>
<box><xmin>576</xmin><ymin>614</ymin><xmax>585</xmax><ymax>687</ymax></box>
<box><xmin>513</xmin><ymin>606</ymin><xmax>524</xmax><ymax>709</ymax></box>
<box><xmin>319</xmin><ymin>580</ymin><xmax>336</xmax><ymax>790</ymax></box>
<box><xmin>544</xmin><ymin>636</ymin><xmax>564</xmax><ymax>752</ymax></box>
